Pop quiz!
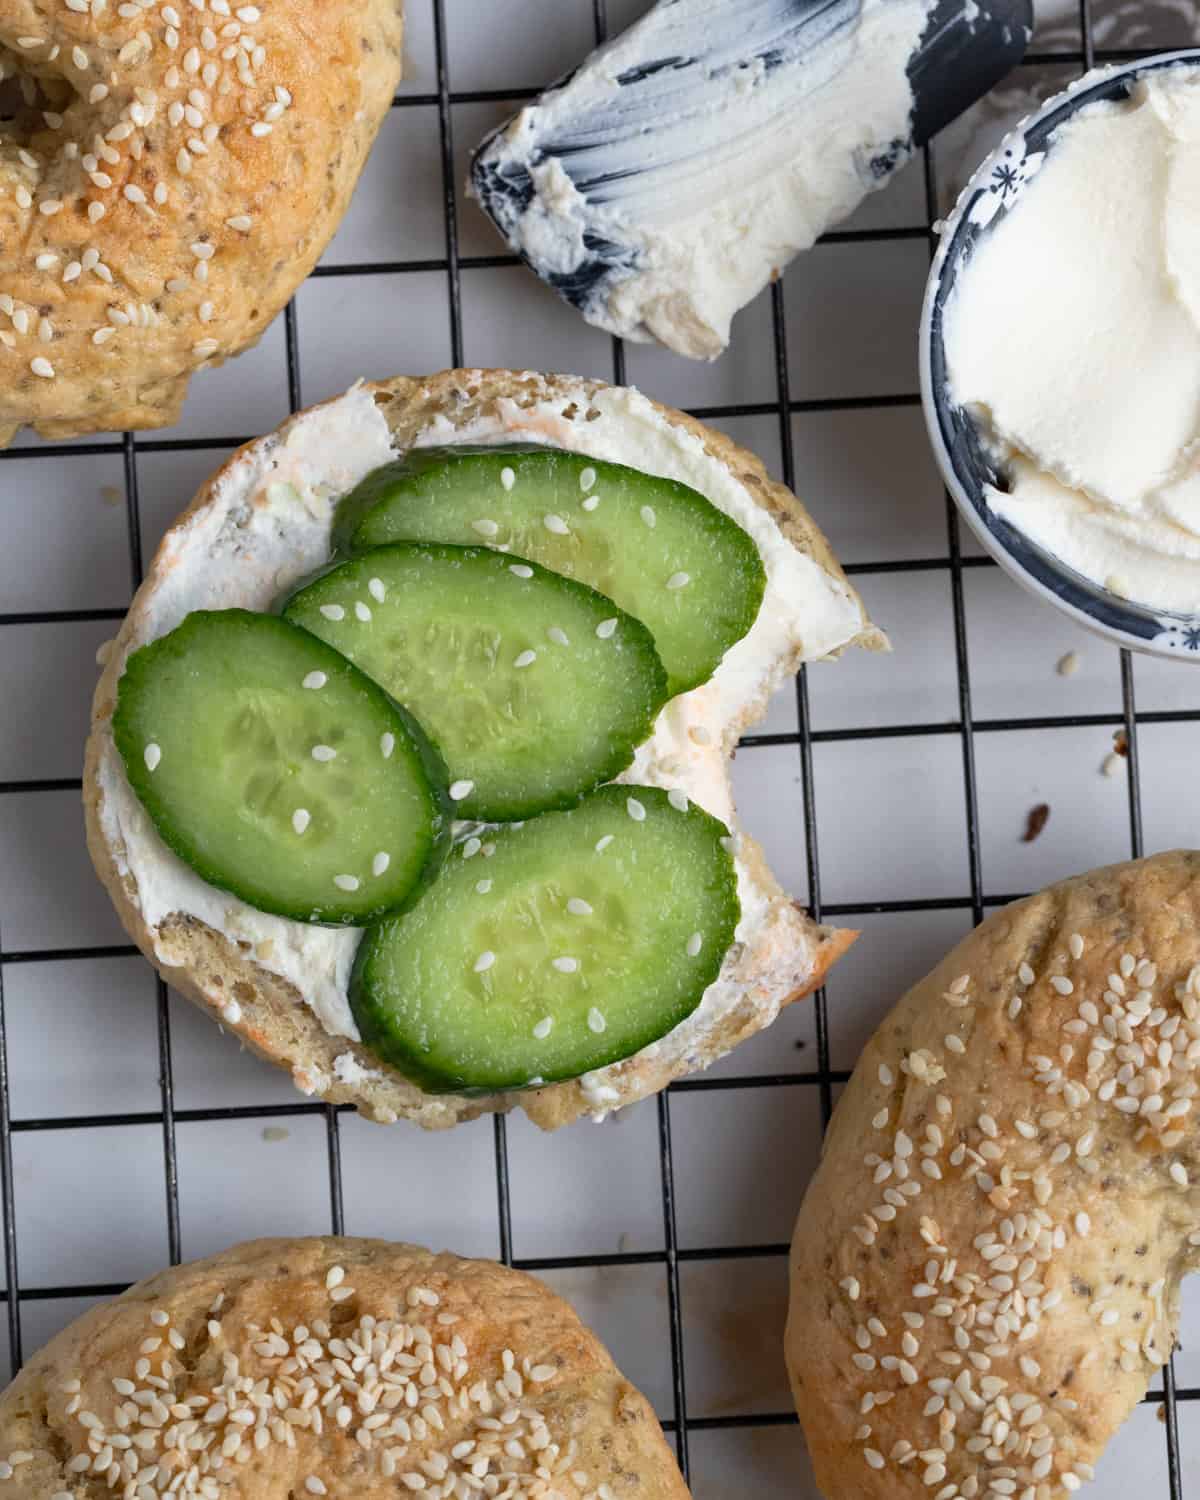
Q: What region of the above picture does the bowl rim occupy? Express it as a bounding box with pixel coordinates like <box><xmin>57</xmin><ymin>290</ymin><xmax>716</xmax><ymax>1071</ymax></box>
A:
<box><xmin>919</xmin><ymin>47</ymin><xmax>1200</xmax><ymax>662</ymax></box>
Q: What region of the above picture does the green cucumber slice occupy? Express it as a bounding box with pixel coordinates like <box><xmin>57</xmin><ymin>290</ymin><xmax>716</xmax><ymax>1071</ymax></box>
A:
<box><xmin>332</xmin><ymin>446</ymin><xmax>767</xmax><ymax>698</ymax></box>
<box><xmin>350</xmin><ymin>784</ymin><xmax>740</xmax><ymax>1094</ymax></box>
<box><xmin>281</xmin><ymin>543</ymin><xmax>668</xmax><ymax>822</ymax></box>
<box><xmin>113</xmin><ymin>610</ymin><xmax>451</xmax><ymax>925</ymax></box>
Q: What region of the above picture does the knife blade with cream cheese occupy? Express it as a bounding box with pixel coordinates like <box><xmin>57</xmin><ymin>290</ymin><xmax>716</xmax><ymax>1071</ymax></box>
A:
<box><xmin>469</xmin><ymin>0</ymin><xmax>1032</xmax><ymax>360</ymax></box>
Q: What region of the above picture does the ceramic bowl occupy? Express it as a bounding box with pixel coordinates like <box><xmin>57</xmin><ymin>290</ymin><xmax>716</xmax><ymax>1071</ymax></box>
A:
<box><xmin>919</xmin><ymin>49</ymin><xmax>1200</xmax><ymax>660</ymax></box>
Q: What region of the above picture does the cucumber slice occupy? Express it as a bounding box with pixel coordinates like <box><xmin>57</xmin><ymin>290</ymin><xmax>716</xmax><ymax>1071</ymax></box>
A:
<box><xmin>113</xmin><ymin>610</ymin><xmax>451</xmax><ymax>926</ymax></box>
<box><xmin>350</xmin><ymin>785</ymin><xmax>740</xmax><ymax>1094</ymax></box>
<box><xmin>333</xmin><ymin>446</ymin><xmax>767</xmax><ymax>698</ymax></box>
<box><xmin>281</xmin><ymin>543</ymin><xmax>668</xmax><ymax>822</ymax></box>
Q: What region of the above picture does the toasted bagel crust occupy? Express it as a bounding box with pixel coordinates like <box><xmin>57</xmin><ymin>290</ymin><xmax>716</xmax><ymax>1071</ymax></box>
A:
<box><xmin>0</xmin><ymin>1236</ymin><xmax>688</xmax><ymax>1500</ymax></box>
<box><xmin>787</xmin><ymin>852</ymin><xmax>1200</xmax><ymax>1499</ymax></box>
<box><xmin>85</xmin><ymin>368</ymin><xmax>879</xmax><ymax>1130</ymax></box>
<box><xmin>0</xmin><ymin>0</ymin><xmax>401</xmax><ymax>443</ymax></box>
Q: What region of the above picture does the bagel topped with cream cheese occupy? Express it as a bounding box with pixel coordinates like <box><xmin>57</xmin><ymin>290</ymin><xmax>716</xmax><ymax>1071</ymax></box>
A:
<box><xmin>787</xmin><ymin>851</ymin><xmax>1200</xmax><ymax>1500</ymax></box>
<box><xmin>84</xmin><ymin>367</ymin><xmax>883</xmax><ymax>1130</ymax></box>
<box><xmin>0</xmin><ymin>0</ymin><xmax>401</xmax><ymax>444</ymax></box>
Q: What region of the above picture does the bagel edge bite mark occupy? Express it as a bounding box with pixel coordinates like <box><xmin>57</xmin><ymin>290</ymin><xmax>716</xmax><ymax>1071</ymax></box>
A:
<box><xmin>787</xmin><ymin>851</ymin><xmax>1200</xmax><ymax>1499</ymax></box>
<box><xmin>0</xmin><ymin>0</ymin><xmax>402</xmax><ymax>444</ymax></box>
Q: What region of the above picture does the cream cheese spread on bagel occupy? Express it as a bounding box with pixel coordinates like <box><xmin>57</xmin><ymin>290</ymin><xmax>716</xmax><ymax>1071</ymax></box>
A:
<box><xmin>87</xmin><ymin>369</ymin><xmax>881</xmax><ymax>1128</ymax></box>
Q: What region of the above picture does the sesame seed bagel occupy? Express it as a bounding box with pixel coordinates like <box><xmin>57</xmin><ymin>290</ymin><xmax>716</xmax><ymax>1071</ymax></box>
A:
<box><xmin>0</xmin><ymin>1235</ymin><xmax>689</xmax><ymax>1500</ymax></box>
<box><xmin>84</xmin><ymin>367</ymin><xmax>882</xmax><ymax>1130</ymax></box>
<box><xmin>0</xmin><ymin>0</ymin><xmax>401</xmax><ymax>444</ymax></box>
<box><xmin>786</xmin><ymin>851</ymin><xmax>1200</xmax><ymax>1500</ymax></box>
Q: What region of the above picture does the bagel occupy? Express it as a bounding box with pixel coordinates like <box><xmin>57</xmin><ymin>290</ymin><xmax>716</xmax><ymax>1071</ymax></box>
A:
<box><xmin>786</xmin><ymin>851</ymin><xmax>1200</xmax><ymax>1499</ymax></box>
<box><xmin>83</xmin><ymin>367</ymin><xmax>884</xmax><ymax>1130</ymax></box>
<box><xmin>0</xmin><ymin>1235</ymin><xmax>689</xmax><ymax>1500</ymax></box>
<box><xmin>0</xmin><ymin>0</ymin><xmax>401</xmax><ymax>444</ymax></box>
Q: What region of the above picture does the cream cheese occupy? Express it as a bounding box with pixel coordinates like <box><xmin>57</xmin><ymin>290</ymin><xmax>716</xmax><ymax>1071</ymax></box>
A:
<box><xmin>471</xmin><ymin>0</ymin><xmax>934</xmax><ymax>359</ymax></box>
<box><xmin>945</xmin><ymin>68</ymin><xmax>1200</xmax><ymax>614</ymax></box>
<box><xmin>96</xmin><ymin>377</ymin><xmax>870</xmax><ymax>1108</ymax></box>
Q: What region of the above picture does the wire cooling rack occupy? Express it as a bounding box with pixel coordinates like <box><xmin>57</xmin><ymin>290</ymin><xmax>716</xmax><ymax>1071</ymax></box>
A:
<box><xmin>0</xmin><ymin>0</ymin><xmax>1197</xmax><ymax>1493</ymax></box>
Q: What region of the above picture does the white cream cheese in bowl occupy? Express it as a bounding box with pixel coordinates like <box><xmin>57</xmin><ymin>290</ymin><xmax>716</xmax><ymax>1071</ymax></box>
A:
<box><xmin>921</xmin><ymin>51</ymin><xmax>1200</xmax><ymax>658</ymax></box>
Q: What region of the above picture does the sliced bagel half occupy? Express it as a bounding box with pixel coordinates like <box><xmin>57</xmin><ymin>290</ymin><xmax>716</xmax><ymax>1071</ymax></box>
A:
<box><xmin>85</xmin><ymin>368</ymin><xmax>885</xmax><ymax>1129</ymax></box>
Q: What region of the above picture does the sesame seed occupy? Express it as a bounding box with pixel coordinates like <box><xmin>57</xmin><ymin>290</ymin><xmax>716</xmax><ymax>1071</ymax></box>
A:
<box><xmin>449</xmin><ymin>780</ymin><xmax>474</xmax><ymax>801</ymax></box>
<box><xmin>500</xmin><ymin>466</ymin><xmax>516</xmax><ymax>490</ymax></box>
<box><xmin>543</xmin><ymin>513</ymin><xmax>569</xmax><ymax>534</ymax></box>
<box><xmin>354</xmin><ymin>601</ymin><xmax>372</xmax><ymax>622</ymax></box>
<box><xmin>513</xmin><ymin>650</ymin><xmax>537</xmax><ymax>668</ymax></box>
<box><xmin>666</xmin><ymin>572</ymin><xmax>690</xmax><ymax>590</ymax></box>
<box><xmin>686</xmin><ymin>932</ymin><xmax>703</xmax><ymax>958</ymax></box>
<box><xmin>333</xmin><ymin>874</ymin><xmax>359</xmax><ymax>892</ymax></box>
<box><xmin>668</xmin><ymin>788</ymin><xmax>689</xmax><ymax>813</ymax></box>
<box><xmin>864</xmin><ymin>1450</ymin><xmax>885</xmax><ymax>1470</ymax></box>
<box><xmin>143</xmin><ymin>742</ymin><xmax>162</xmax><ymax>771</ymax></box>
<box><xmin>595</xmin><ymin>835</ymin><xmax>614</xmax><ymax>852</ymax></box>
<box><xmin>325</xmin><ymin>1264</ymin><xmax>346</xmax><ymax>1289</ymax></box>
<box><xmin>473</xmin><ymin>952</ymin><xmax>495</xmax><ymax>974</ymax></box>
<box><xmin>372</xmin><ymin>852</ymin><xmax>390</xmax><ymax>878</ymax></box>
<box><xmin>595</xmin><ymin>618</ymin><xmax>618</xmax><ymax>639</ymax></box>
<box><xmin>302</xmin><ymin>671</ymin><xmax>327</xmax><ymax>690</ymax></box>
<box><xmin>579</xmin><ymin>467</ymin><xmax>596</xmax><ymax>491</ymax></box>
<box><xmin>304</xmin><ymin>1478</ymin><xmax>326</xmax><ymax>1495</ymax></box>
<box><xmin>509</xmin><ymin>564</ymin><xmax>533</xmax><ymax>578</ymax></box>
<box><xmin>626</xmin><ymin>796</ymin><xmax>646</xmax><ymax>822</ymax></box>
<box><xmin>640</xmin><ymin>505</ymin><xmax>656</xmax><ymax>528</ymax></box>
<box><xmin>292</xmin><ymin>809</ymin><xmax>311</xmax><ymax>835</ymax></box>
<box><xmin>311</xmin><ymin>745</ymin><xmax>336</xmax><ymax>762</ymax></box>
<box><xmin>475</xmin><ymin>879</ymin><xmax>493</xmax><ymax>894</ymax></box>
<box><xmin>582</xmin><ymin>494</ymin><xmax>600</xmax><ymax>511</ymax></box>
<box><xmin>226</xmin><ymin>214</ymin><xmax>253</xmax><ymax>231</ymax></box>
<box><xmin>567</xmin><ymin>897</ymin><xmax>593</xmax><ymax>915</ymax></box>
<box><xmin>30</xmin><ymin>356</ymin><xmax>54</xmax><ymax>378</ymax></box>
<box><xmin>547</xmin><ymin>626</ymin><xmax>570</xmax><ymax>646</ymax></box>
<box><xmin>1170</xmin><ymin>1163</ymin><xmax>1189</xmax><ymax>1188</ymax></box>
<box><xmin>587</xmin><ymin>1008</ymin><xmax>607</xmax><ymax>1033</ymax></box>
<box><xmin>462</xmin><ymin>837</ymin><xmax>482</xmax><ymax>859</ymax></box>
<box><xmin>879</xmin><ymin>1064</ymin><xmax>894</xmax><ymax>1086</ymax></box>
<box><xmin>551</xmin><ymin>957</ymin><xmax>579</xmax><ymax>974</ymax></box>
<box><xmin>381</xmin><ymin>733</ymin><xmax>395</xmax><ymax>759</ymax></box>
<box><xmin>532</xmin><ymin>1016</ymin><xmax>553</xmax><ymax>1040</ymax></box>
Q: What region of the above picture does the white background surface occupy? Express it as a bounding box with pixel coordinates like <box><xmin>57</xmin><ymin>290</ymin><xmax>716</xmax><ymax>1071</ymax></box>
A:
<box><xmin>0</xmin><ymin>0</ymin><xmax>1198</xmax><ymax>1494</ymax></box>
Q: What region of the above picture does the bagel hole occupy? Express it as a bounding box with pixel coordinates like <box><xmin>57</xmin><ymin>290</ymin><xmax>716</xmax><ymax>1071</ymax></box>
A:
<box><xmin>0</xmin><ymin>49</ymin><xmax>76</xmax><ymax>150</ymax></box>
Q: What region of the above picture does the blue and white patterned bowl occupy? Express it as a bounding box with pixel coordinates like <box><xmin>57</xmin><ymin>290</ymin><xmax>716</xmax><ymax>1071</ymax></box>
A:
<box><xmin>919</xmin><ymin>50</ymin><xmax>1200</xmax><ymax>661</ymax></box>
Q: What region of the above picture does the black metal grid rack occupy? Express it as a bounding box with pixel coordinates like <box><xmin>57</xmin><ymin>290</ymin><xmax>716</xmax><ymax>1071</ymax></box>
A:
<box><xmin>0</xmin><ymin>0</ymin><xmax>1195</xmax><ymax>1491</ymax></box>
